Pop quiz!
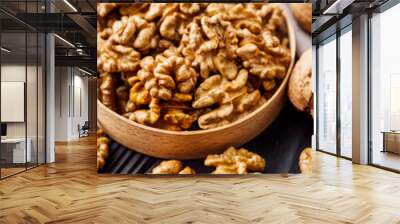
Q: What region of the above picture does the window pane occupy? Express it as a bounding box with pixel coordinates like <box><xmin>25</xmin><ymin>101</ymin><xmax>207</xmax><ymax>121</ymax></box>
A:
<box><xmin>27</xmin><ymin>31</ymin><xmax>38</xmax><ymax>169</ymax></box>
<box><xmin>1</xmin><ymin>31</ymin><xmax>27</xmax><ymax>177</ymax></box>
<box><xmin>340</xmin><ymin>28</ymin><xmax>352</xmax><ymax>158</ymax></box>
<box><xmin>0</xmin><ymin>0</ymin><xmax>46</xmax><ymax>179</ymax></box>
<box><xmin>371</xmin><ymin>3</ymin><xmax>400</xmax><ymax>171</ymax></box>
<box><xmin>318</xmin><ymin>37</ymin><xmax>337</xmax><ymax>154</ymax></box>
<box><xmin>38</xmin><ymin>32</ymin><xmax>45</xmax><ymax>165</ymax></box>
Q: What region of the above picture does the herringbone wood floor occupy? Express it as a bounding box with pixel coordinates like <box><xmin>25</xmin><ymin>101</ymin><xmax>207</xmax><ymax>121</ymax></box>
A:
<box><xmin>1</xmin><ymin>136</ymin><xmax>400</xmax><ymax>224</ymax></box>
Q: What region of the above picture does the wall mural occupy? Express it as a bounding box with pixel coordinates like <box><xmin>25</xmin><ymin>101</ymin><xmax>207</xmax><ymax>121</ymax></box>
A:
<box><xmin>96</xmin><ymin>3</ymin><xmax>313</xmax><ymax>175</ymax></box>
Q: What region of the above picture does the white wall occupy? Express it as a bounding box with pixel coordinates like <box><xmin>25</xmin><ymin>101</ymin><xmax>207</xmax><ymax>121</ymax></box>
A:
<box><xmin>54</xmin><ymin>67</ymin><xmax>89</xmax><ymax>141</ymax></box>
<box><xmin>72</xmin><ymin>73</ymin><xmax>89</xmax><ymax>138</ymax></box>
<box><xmin>55</xmin><ymin>66</ymin><xmax>69</xmax><ymax>141</ymax></box>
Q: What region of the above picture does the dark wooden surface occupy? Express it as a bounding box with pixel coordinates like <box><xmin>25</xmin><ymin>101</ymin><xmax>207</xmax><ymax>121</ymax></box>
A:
<box><xmin>99</xmin><ymin>101</ymin><xmax>313</xmax><ymax>174</ymax></box>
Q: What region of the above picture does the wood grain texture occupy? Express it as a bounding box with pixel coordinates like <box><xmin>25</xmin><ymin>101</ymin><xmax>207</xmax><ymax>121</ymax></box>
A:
<box><xmin>1</xmin><ymin>135</ymin><xmax>400</xmax><ymax>223</ymax></box>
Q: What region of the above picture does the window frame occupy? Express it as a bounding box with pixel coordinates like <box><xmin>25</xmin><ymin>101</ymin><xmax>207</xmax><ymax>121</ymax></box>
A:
<box><xmin>367</xmin><ymin>1</ymin><xmax>400</xmax><ymax>173</ymax></box>
<box><xmin>0</xmin><ymin>0</ymin><xmax>47</xmax><ymax>180</ymax></box>
<box><xmin>315</xmin><ymin>23</ymin><xmax>353</xmax><ymax>161</ymax></box>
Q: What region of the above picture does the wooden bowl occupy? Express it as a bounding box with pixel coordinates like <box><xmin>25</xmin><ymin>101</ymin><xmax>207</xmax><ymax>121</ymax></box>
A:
<box><xmin>98</xmin><ymin>16</ymin><xmax>296</xmax><ymax>160</ymax></box>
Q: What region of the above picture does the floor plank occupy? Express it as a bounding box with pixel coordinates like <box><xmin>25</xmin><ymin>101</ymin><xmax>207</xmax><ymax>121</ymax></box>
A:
<box><xmin>0</xmin><ymin>135</ymin><xmax>400</xmax><ymax>223</ymax></box>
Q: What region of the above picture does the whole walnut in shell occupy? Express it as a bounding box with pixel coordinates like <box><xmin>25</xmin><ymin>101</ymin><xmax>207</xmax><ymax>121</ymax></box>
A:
<box><xmin>299</xmin><ymin>147</ymin><xmax>313</xmax><ymax>173</ymax></box>
<box><xmin>290</xmin><ymin>3</ymin><xmax>312</xmax><ymax>33</ymax></box>
<box><xmin>288</xmin><ymin>48</ymin><xmax>313</xmax><ymax>118</ymax></box>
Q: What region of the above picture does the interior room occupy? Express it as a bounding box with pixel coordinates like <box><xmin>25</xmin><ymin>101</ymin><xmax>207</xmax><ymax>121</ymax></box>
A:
<box><xmin>313</xmin><ymin>0</ymin><xmax>400</xmax><ymax>172</ymax></box>
<box><xmin>0</xmin><ymin>0</ymin><xmax>399</xmax><ymax>223</ymax></box>
<box><xmin>0</xmin><ymin>0</ymin><xmax>96</xmax><ymax>179</ymax></box>
<box><xmin>54</xmin><ymin>67</ymin><xmax>96</xmax><ymax>142</ymax></box>
<box><xmin>0</xmin><ymin>8</ymin><xmax>46</xmax><ymax>178</ymax></box>
<box><xmin>370</xmin><ymin>3</ymin><xmax>400</xmax><ymax>171</ymax></box>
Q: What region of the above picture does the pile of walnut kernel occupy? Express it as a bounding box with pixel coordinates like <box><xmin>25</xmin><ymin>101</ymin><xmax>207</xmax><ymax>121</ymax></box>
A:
<box><xmin>152</xmin><ymin>146</ymin><xmax>266</xmax><ymax>174</ymax></box>
<box><xmin>97</xmin><ymin>3</ymin><xmax>291</xmax><ymax>131</ymax></box>
<box><xmin>97</xmin><ymin>128</ymin><xmax>109</xmax><ymax>170</ymax></box>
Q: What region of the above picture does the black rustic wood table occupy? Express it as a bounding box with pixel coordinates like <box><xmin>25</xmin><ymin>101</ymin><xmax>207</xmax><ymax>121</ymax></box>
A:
<box><xmin>99</xmin><ymin>102</ymin><xmax>313</xmax><ymax>174</ymax></box>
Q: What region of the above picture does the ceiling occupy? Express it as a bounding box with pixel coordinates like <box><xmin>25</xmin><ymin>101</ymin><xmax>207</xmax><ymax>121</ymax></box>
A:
<box><xmin>312</xmin><ymin>0</ymin><xmax>391</xmax><ymax>43</ymax></box>
<box><xmin>0</xmin><ymin>0</ymin><xmax>95</xmax><ymax>14</ymax></box>
<box><xmin>0</xmin><ymin>0</ymin><xmax>96</xmax><ymax>73</ymax></box>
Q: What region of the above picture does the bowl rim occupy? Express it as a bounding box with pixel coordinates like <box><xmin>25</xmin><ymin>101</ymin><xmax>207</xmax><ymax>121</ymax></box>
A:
<box><xmin>98</xmin><ymin>7</ymin><xmax>296</xmax><ymax>136</ymax></box>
